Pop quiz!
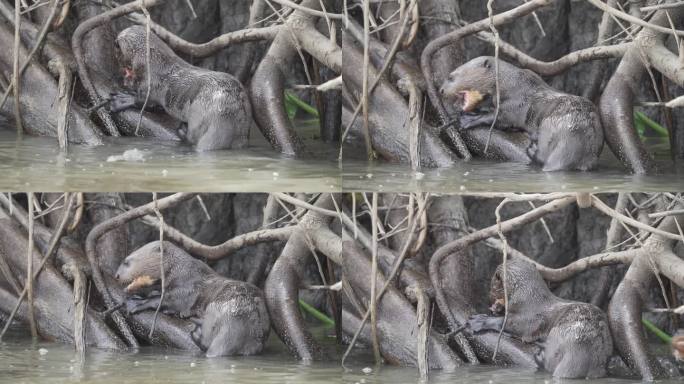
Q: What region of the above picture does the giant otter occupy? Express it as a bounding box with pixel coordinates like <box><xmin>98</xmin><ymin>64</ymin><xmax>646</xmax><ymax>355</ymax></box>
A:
<box><xmin>115</xmin><ymin>241</ymin><xmax>270</xmax><ymax>357</ymax></box>
<box><xmin>467</xmin><ymin>258</ymin><xmax>613</xmax><ymax>379</ymax></box>
<box><xmin>439</xmin><ymin>56</ymin><xmax>604</xmax><ymax>171</ymax></box>
<box><xmin>112</xmin><ymin>26</ymin><xmax>252</xmax><ymax>151</ymax></box>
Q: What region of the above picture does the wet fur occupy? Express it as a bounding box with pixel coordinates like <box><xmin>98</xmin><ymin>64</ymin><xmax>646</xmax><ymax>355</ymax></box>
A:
<box><xmin>468</xmin><ymin>258</ymin><xmax>613</xmax><ymax>379</ymax></box>
<box><xmin>115</xmin><ymin>241</ymin><xmax>270</xmax><ymax>357</ymax></box>
<box><xmin>115</xmin><ymin>26</ymin><xmax>251</xmax><ymax>151</ymax></box>
<box><xmin>440</xmin><ymin>56</ymin><xmax>604</xmax><ymax>171</ymax></box>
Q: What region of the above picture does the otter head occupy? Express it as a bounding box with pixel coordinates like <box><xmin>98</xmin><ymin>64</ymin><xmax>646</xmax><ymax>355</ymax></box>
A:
<box><xmin>115</xmin><ymin>26</ymin><xmax>175</xmax><ymax>89</ymax></box>
<box><xmin>115</xmin><ymin>241</ymin><xmax>166</xmax><ymax>285</ymax></box>
<box><xmin>488</xmin><ymin>258</ymin><xmax>549</xmax><ymax>315</ymax></box>
<box><xmin>489</xmin><ymin>267</ymin><xmax>506</xmax><ymax>315</ymax></box>
<box><xmin>439</xmin><ymin>56</ymin><xmax>497</xmax><ymax>113</ymax></box>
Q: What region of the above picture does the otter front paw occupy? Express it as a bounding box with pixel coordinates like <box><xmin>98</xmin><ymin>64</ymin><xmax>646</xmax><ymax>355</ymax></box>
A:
<box><xmin>177</xmin><ymin>124</ymin><xmax>188</xmax><ymax>139</ymax></box>
<box><xmin>178</xmin><ymin>309</ymin><xmax>195</xmax><ymax>319</ymax></box>
<box><xmin>109</xmin><ymin>92</ymin><xmax>137</xmax><ymax>113</ymax></box>
<box><xmin>467</xmin><ymin>313</ymin><xmax>504</xmax><ymax>333</ymax></box>
<box><xmin>126</xmin><ymin>299</ymin><xmax>149</xmax><ymax>314</ymax></box>
<box><xmin>459</xmin><ymin>112</ymin><xmax>495</xmax><ymax>129</ymax></box>
<box><xmin>190</xmin><ymin>324</ymin><xmax>204</xmax><ymax>349</ymax></box>
<box><xmin>533</xmin><ymin>344</ymin><xmax>545</xmax><ymax>369</ymax></box>
<box><xmin>125</xmin><ymin>296</ymin><xmax>161</xmax><ymax>314</ymax></box>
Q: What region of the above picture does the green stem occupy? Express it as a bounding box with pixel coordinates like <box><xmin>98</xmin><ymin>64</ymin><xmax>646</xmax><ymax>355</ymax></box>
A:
<box><xmin>286</xmin><ymin>92</ymin><xmax>319</xmax><ymax>118</ymax></box>
<box><xmin>299</xmin><ymin>299</ymin><xmax>334</xmax><ymax>327</ymax></box>
<box><xmin>642</xmin><ymin>317</ymin><xmax>672</xmax><ymax>344</ymax></box>
<box><xmin>634</xmin><ymin>111</ymin><xmax>669</xmax><ymax>137</ymax></box>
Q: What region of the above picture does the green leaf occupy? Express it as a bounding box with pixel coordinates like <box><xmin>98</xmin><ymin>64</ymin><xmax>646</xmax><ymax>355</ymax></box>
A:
<box><xmin>634</xmin><ymin>111</ymin><xmax>669</xmax><ymax>138</ymax></box>
<box><xmin>299</xmin><ymin>299</ymin><xmax>334</xmax><ymax>327</ymax></box>
<box><xmin>642</xmin><ymin>317</ymin><xmax>672</xmax><ymax>344</ymax></box>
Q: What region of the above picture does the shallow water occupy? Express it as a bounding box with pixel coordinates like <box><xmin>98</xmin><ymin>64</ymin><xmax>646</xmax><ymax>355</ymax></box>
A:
<box><xmin>0</xmin><ymin>326</ymin><xmax>663</xmax><ymax>384</ymax></box>
<box><xmin>1</xmin><ymin>124</ymin><xmax>683</xmax><ymax>192</ymax></box>
<box><xmin>343</xmin><ymin>139</ymin><xmax>684</xmax><ymax>192</ymax></box>
<box><xmin>0</xmin><ymin>122</ymin><xmax>341</xmax><ymax>192</ymax></box>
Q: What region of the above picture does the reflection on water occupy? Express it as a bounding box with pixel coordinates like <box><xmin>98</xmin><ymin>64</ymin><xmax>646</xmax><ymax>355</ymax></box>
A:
<box><xmin>0</xmin><ymin>122</ymin><xmax>341</xmax><ymax>192</ymax></box>
<box><xmin>0</xmin><ymin>326</ymin><xmax>655</xmax><ymax>384</ymax></box>
<box><xmin>344</xmin><ymin>139</ymin><xmax>684</xmax><ymax>192</ymax></box>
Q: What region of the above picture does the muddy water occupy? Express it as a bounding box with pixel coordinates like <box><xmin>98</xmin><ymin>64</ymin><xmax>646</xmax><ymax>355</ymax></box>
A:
<box><xmin>343</xmin><ymin>139</ymin><xmax>684</xmax><ymax>192</ymax></box>
<box><xmin>0</xmin><ymin>325</ymin><xmax>663</xmax><ymax>384</ymax></box>
<box><xmin>0</xmin><ymin>122</ymin><xmax>341</xmax><ymax>192</ymax></box>
<box><xmin>2</xmin><ymin>123</ymin><xmax>683</xmax><ymax>192</ymax></box>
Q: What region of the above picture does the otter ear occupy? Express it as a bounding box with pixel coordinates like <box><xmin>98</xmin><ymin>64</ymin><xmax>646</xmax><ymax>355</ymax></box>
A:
<box><xmin>483</xmin><ymin>58</ymin><xmax>492</xmax><ymax>69</ymax></box>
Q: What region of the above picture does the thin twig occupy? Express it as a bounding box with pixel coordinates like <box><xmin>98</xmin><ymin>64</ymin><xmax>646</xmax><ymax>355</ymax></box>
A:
<box><xmin>484</xmin><ymin>0</ymin><xmax>501</xmax><ymax>153</ymax></box>
<box><xmin>135</xmin><ymin>0</ymin><xmax>152</xmax><ymax>136</ymax></box>
<box><xmin>339</xmin><ymin>0</ymin><xmax>416</xmax><ymax>160</ymax></box>
<box><xmin>0</xmin><ymin>193</ymin><xmax>74</xmax><ymax>341</ymax></box>
<box><xmin>12</xmin><ymin>0</ymin><xmax>23</xmax><ymax>135</ymax></box>
<box><xmin>0</xmin><ymin>0</ymin><xmax>61</xmax><ymax>113</ymax></box>
<box><xmin>341</xmin><ymin>194</ymin><xmax>432</xmax><ymax>367</ymax></box>
<box><xmin>149</xmin><ymin>192</ymin><xmax>165</xmax><ymax>338</ymax></box>
<box><xmin>26</xmin><ymin>193</ymin><xmax>37</xmax><ymax>340</ymax></box>
<box><xmin>183</xmin><ymin>0</ymin><xmax>197</xmax><ymax>18</ymax></box>
<box><xmin>416</xmin><ymin>285</ymin><xmax>429</xmax><ymax>381</ymax></box>
<box><xmin>586</xmin><ymin>0</ymin><xmax>684</xmax><ymax>36</ymax></box>
<box><xmin>361</xmin><ymin>0</ymin><xmax>374</xmax><ymax>159</ymax></box>
<box><xmin>492</xmin><ymin>198</ymin><xmax>510</xmax><ymax>360</ymax></box>
<box><xmin>369</xmin><ymin>192</ymin><xmax>381</xmax><ymax>363</ymax></box>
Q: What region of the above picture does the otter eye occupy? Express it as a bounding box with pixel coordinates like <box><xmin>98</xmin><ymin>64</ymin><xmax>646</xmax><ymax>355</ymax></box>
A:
<box><xmin>483</xmin><ymin>59</ymin><xmax>491</xmax><ymax>69</ymax></box>
<box><xmin>123</xmin><ymin>260</ymin><xmax>129</xmax><ymax>266</ymax></box>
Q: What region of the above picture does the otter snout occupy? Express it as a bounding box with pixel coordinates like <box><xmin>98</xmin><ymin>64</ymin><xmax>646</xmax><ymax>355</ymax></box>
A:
<box><xmin>115</xmin><ymin>263</ymin><xmax>131</xmax><ymax>284</ymax></box>
<box><xmin>439</xmin><ymin>84</ymin><xmax>447</xmax><ymax>97</ymax></box>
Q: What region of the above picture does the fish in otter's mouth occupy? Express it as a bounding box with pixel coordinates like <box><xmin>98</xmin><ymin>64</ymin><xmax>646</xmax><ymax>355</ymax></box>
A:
<box><xmin>123</xmin><ymin>66</ymin><xmax>135</xmax><ymax>80</ymax></box>
<box><xmin>490</xmin><ymin>298</ymin><xmax>506</xmax><ymax>315</ymax></box>
<box><xmin>456</xmin><ymin>89</ymin><xmax>489</xmax><ymax>113</ymax></box>
<box><xmin>125</xmin><ymin>275</ymin><xmax>158</xmax><ymax>293</ymax></box>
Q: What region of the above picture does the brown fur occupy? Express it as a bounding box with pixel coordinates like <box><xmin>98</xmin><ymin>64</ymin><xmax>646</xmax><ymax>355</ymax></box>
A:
<box><xmin>115</xmin><ymin>26</ymin><xmax>252</xmax><ymax>151</ymax></box>
<box><xmin>439</xmin><ymin>56</ymin><xmax>604</xmax><ymax>171</ymax></box>
<box><xmin>471</xmin><ymin>258</ymin><xmax>613</xmax><ymax>378</ymax></box>
<box><xmin>115</xmin><ymin>241</ymin><xmax>270</xmax><ymax>357</ymax></box>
